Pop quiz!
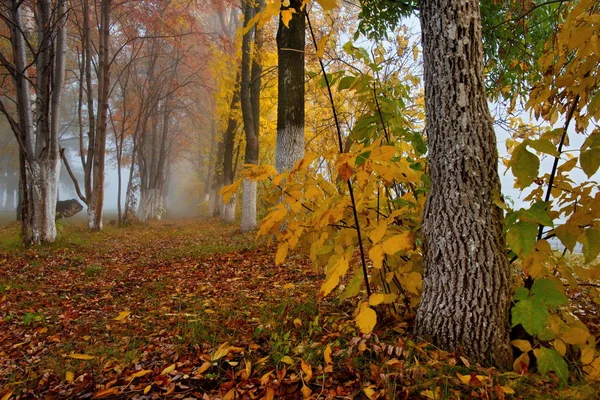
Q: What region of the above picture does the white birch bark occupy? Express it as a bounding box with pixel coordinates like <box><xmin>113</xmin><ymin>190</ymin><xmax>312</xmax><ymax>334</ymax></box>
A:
<box><xmin>222</xmin><ymin>194</ymin><xmax>236</xmax><ymax>223</ymax></box>
<box><xmin>240</xmin><ymin>179</ymin><xmax>257</xmax><ymax>232</ymax></box>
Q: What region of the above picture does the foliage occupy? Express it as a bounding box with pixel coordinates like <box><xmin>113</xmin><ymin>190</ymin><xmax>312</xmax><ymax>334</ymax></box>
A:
<box><xmin>219</xmin><ymin>0</ymin><xmax>600</xmax><ymax>386</ymax></box>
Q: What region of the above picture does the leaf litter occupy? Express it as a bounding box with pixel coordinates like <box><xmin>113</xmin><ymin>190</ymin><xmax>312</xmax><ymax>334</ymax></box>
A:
<box><xmin>0</xmin><ymin>219</ymin><xmax>598</xmax><ymax>399</ymax></box>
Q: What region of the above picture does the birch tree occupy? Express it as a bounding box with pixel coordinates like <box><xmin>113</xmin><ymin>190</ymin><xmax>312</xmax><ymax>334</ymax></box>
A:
<box><xmin>0</xmin><ymin>0</ymin><xmax>68</xmax><ymax>244</ymax></box>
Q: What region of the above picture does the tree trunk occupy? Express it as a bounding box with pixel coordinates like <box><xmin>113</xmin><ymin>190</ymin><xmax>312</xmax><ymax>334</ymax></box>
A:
<box><xmin>240</xmin><ymin>0</ymin><xmax>261</xmax><ymax>232</ymax></box>
<box><xmin>89</xmin><ymin>0</ymin><xmax>112</xmax><ymax>231</ymax></box>
<box><xmin>415</xmin><ymin>0</ymin><xmax>512</xmax><ymax>369</ymax></box>
<box><xmin>3</xmin><ymin>0</ymin><xmax>67</xmax><ymax>244</ymax></box>
<box><xmin>275</xmin><ymin>0</ymin><xmax>305</xmax><ymax>173</ymax></box>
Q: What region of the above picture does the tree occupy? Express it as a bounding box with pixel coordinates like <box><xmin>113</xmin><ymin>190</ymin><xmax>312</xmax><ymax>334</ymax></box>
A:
<box><xmin>275</xmin><ymin>0</ymin><xmax>305</xmax><ymax>173</ymax></box>
<box><xmin>0</xmin><ymin>0</ymin><xmax>68</xmax><ymax>244</ymax></box>
<box><xmin>239</xmin><ymin>0</ymin><xmax>264</xmax><ymax>232</ymax></box>
<box><xmin>69</xmin><ymin>0</ymin><xmax>112</xmax><ymax>231</ymax></box>
<box><xmin>414</xmin><ymin>0</ymin><xmax>512</xmax><ymax>368</ymax></box>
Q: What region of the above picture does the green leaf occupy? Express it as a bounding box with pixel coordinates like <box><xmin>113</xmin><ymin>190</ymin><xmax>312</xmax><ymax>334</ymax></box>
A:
<box><xmin>580</xmin><ymin>148</ymin><xmax>600</xmax><ymax>178</ymax></box>
<box><xmin>554</xmin><ymin>223</ymin><xmax>581</xmax><ymax>252</ymax></box>
<box><xmin>340</xmin><ymin>268</ymin><xmax>363</xmax><ymax>301</ymax></box>
<box><xmin>534</xmin><ymin>347</ymin><xmax>569</xmax><ymax>384</ymax></box>
<box><xmin>514</xmin><ymin>286</ymin><xmax>530</xmax><ymax>302</ymax></box>
<box><xmin>582</xmin><ymin>228</ymin><xmax>600</xmax><ymax>263</ymax></box>
<box><xmin>511</xmin><ymin>298</ymin><xmax>549</xmax><ymax>336</ymax></box>
<box><xmin>527</xmin><ymin>138</ymin><xmax>559</xmax><ymax>156</ymax></box>
<box><xmin>338</xmin><ymin>76</ymin><xmax>356</xmax><ymax>91</ymax></box>
<box><xmin>531</xmin><ymin>279</ymin><xmax>568</xmax><ymax>307</ymax></box>
<box><xmin>522</xmin><ymin>201</ymin><xmax>554</xmax><ymax>227</ymax></box>
<box><xmin>506</xmin><ymin>221</ymin><xmax>538</xmax><ymax>257</ymax></box>
<box><xmin>538</xmin><ymin>328</ymin><xmax>557</xmax><ymax>341</ymax></box>
<box><xmin>355</xmin><ymin>151</ymin><xmax>371</xmax><ymax>167</ymax></box>
<box><xmin>509</xmin><ymin>143</ymin><xmax>540</xmax><ymax>188</ymax></box>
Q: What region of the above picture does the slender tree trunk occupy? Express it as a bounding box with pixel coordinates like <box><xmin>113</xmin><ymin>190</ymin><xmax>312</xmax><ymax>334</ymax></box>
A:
<box><xmin>276</xmin><ymin>0</ymin><xmax>305</xmax><ymax>173</ymax></box>
<box><xmin>89</xmin><ymin>0</ymin><xmax>112</xmax><ymax>231</ymax></box>
<box><xmin>415</xmin><ymin>0</ymin><xmax>512</xmax><ymax>369</ymax></box>
<box><xmin>240</xmin><ymin>0</ymin><xmax>261</xmax><ymax>232</ymax></box>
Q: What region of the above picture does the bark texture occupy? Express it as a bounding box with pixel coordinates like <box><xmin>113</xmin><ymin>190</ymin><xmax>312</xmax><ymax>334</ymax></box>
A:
<box><xmin>275</xmin><ymin>0</ymin><xmax>305</xmax><ymax>173</ymax></box>
<box><xmin>239</xmin><ymin>0</ymin><xmax>263</xmax><ymax>232</ymax></box>
<box><xmin>415</xmin><ymin>0</ymin><xmax>512</xmax><ymax>369</ymax></box>
<box><xmin>1</xmin><ymin>0</ymin><xmax>68</xmax><ymax>244</ymax></box>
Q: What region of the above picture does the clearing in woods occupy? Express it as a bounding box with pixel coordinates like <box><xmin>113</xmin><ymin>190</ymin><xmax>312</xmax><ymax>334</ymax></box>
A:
<box><xmin>0</xmin><ymin>219</ymin><xmax>598</xmax><ymax>399</ymax></box>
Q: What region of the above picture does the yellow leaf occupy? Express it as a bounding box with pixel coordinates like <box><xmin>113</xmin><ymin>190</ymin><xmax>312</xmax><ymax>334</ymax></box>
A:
<box><xmin>66</xmin><ymin>371</ymin><xmax>75</xmax><ymax>383</ymax></box>
<box><xmin>301</xmin><ymin>384</ymin><xmax>312</xmax><ymax>399</ymax></box>
<box><xmin>93</xmin><ymin>387</ymin><xmax>120</xmax><ymax>398</ymax></box>
<box><xmin>301</xmin><ymin>359</ymin><xmax>313</xmax><ymax>381</ymax></box>
<box><xmin>381</xmin><ymin>231</ymin><xmax>413</xmax><ymax>255</ymax></box>
<box><xmin>316</xmin><ymin>35</ymin><xmax>328</xmax><ymax>59</ymax></box>
<box><xmin>320</xmin><ymin>273</ymin><xmax>340</xmax><ymax>297</ymax></box>
<box><xmin>554</xmin><ymin>339</ymin><xmax>567</xmax><ymax>356</ymax></box>
<box><xmin>223</xmin><ymin>388</ymin><xmax>235</xmax><ymax>400</ymax></box>
<box><xmin>513</xmin><ymin>352</ymin><xmax>530</xmax><ymax>373</ymax></box>
<box><xmin>283</xmin><ymin>283</ymin><xmax>296</xmax><ymax>290</ymax></box>
<box><xmin>355</xmin><ymin>302</ymin><xmax>377</xmax><ymax>334</ymax></box>
<box><xmin>457</xmin><ymin>373</ymin><xmax>471</xmax><ymax>384</ymax></box>
<box><xmin>198</xmin><ymin>361</ymin><xmax>211</xmax><ymax>374</ymax></box>
<box><xmin>143</xmin><ymin>385</ymin><xmax>152</xmax><ymax>394</ymax></box>
<box><xmin>399</xmin><ymin>272</ymin><xmax>422</xmax><ymax>295</ymax></box>
<box><xmin>324</xmin><ymin>345</ymin><xmax>333</xmax><ymax>364</ymax></box>
<box><xmin>363</xmin><ymin>386</ymin><xmax>377</xmax><ymax>400</ymax></box>
<box><xmin>369</xmin><ymin>293</ymin><xmax>385</xmax><ymax>306</ymax></box>
<box><xmin>412</xmin><ymin>45</ymin><xmax>419</xmax><ymax>61</ymax></box>
<box><xmin>368</xmin><ymin>222</ymin><xmax>387</xmax><ymax>244</ymax></box>
<box><xmin>293</xmin><ymin>318</ymin><xmax>302</xmax><ymax>328</ymax></box>
<box><xmin>113</xmin><ymin>311</ymin><xmax>131</xmax><ymax>322</ymax></box>
<box><xmin>130</xmin><ymin>369</ymin><xmax>152</xmax><ymax>379</ymax></box>
<box><xmin>368</xmin><ymin>244</ymin><xmax>384</xmax><ymax>269</ymax></box>
<box><xmin>281</xmin><ymin>9</ymin><xmax>293</xmax><ymax>28</ymax></box>
<box><xmin>501</xmin><ymin>386</ymin><xmax>515</xmax><ymax>395</ymax></box>
<box><xmin>581</xmin><ymin>346</ymin><xmax>595</xmax><ymax>365</ymax></box>
<box><xmin>280</xmin><ymin>355</ymin><xmax>294</xmax><ymax>365</ymax></box>
<box><xmin>275</xmin><ymin>243</ymin><xmax>288</xmax><ymax>266</ymax></box>
<box><xmin>316</xmin><ymin>0</ymin><xmax>337</xmax><ymax>11</ymax></box>
<box><xmin>212</xmin><ymin>342</ymin><xmax>231</xmax><ymax>361</ymax></box>
<box><xmin>68</xmin><ymin>353</ymin><xmax>95</xmax><ymax>360</ymax></box>
<box><xmin>511</xmin><ymin>339</ymin><xmax>532</xmax><ymax>353</ymax></box>
<box><xmin>1</xmin><ymin>390</ymin><xmax>14</xmax><ymax>400</ymax></box>
<box><xmin>561</xmin><ymin>327</ymin><xmax>591</xmax><ymax>345</ymax></box>
<box><xmin>161</xmin><ymin>364</ymin><xmax>176</xmax><ymax>375</ymax></box>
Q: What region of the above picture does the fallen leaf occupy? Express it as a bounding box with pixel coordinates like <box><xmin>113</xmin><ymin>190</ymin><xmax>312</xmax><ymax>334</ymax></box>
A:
<box><xmin>93</xmin><ymin>387</ymin><xmax>120</xmax><ymax>398</ymax></box>
<box><xmin>113</xmin><ymin>311</ymin><xmax>131</xmax><ymax>322</ymax></box>
<box><xmin>324</xmin><ymin>345</ymin><xmax>332</xmax><ymax>364</ymax></box>
<box><xmin>212</xmin><ymin>342</ymin><xmax>231</xmax><ymax>361</ymax></box>
<box><xmin>68</xmin><ymin>353</ymin><xmax>95</xmax><ymax>360</ymax></box>
<box><xmin>280</xmin><ymin>356</ymin><xmax>294</xmax><ymax>365</ymax></box>
<box><xmin>65</xmin><ymin>371</ymin><xmax>74</xmax><ymax>383</ymax></box>
<box><xmin>161</xmin><ymin>364</ymin><xmax>176</xmax><ymax>375</ymax></box>
<box><xmin>130</xmin><ymin>369</ymin><xmax>152</xmax><ymax>379</ymax></box>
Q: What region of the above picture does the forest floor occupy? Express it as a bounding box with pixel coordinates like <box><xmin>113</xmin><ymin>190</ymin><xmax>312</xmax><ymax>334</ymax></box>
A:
<box><xmin>0</xmin><ymin>218</ymin><xmax>598</xmax><ymax>399</ymax></box>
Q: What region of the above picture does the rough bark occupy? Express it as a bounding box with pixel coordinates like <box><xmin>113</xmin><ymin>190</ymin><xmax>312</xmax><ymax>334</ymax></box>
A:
<box><xmin>415</xmin><ymin>0</ymin><xmax>512</xmax><ymax>369</ymax></box>
<box><xmin>275</xmin><ymin>0</ymin><xmax>305</xmax><ymax>173</ymax></box>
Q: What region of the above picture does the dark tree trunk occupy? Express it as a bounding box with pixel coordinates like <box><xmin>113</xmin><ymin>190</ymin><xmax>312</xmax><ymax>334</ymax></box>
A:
<box><xmin>239</xmin><ymin>0</ymin><xmax>262</xmax><ymax>232</ymax></box>
<box><xmin>275</xmin><ymin>0</ymin><xmax>305</xmax><ymax>173</ymax></box>
<box><xmin>415</xmin><ymin>0</ymin><xmax>512</xmax><ymax>369</ymax></box>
